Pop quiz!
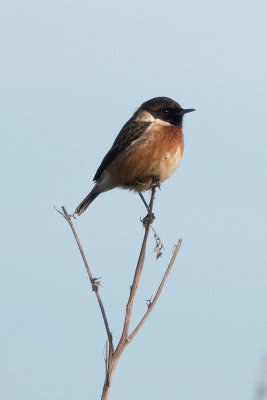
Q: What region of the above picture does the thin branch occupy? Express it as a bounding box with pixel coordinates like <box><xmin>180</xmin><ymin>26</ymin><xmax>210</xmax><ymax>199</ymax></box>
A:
<box><xmin>139</xmin><ymin>193</ymin><xmax>164</xmax><ymax>258</ymax></box>
<box><xmin>60</xmin><ymin>206</ymin><xmax>114</xmax><ymax>353</ymax></box>
<box><xmin>59</xmin><ymin>180</ymin><xmax>183</xmax><ymax>400</ymax></box>
<box><xmin>117</xmin><ymin>185</ymin><xmax>157</xmax><ymax>344</ymax></box>
<box><xmin>100</xmin><ymin>186</ymin><xmax>159</xmax><ymax>400</ymax></box>
<box><xmin>128</xmin><ymin>239</ymin><xmax>182</xmax><ymax>342</ymax></box>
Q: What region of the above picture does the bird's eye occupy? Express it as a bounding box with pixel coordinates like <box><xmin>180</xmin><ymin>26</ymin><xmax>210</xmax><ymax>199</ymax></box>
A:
<box><xmin>164</xmin><ymin>109</ymin><xmax>169</xmax><ymax>113</ymax></box>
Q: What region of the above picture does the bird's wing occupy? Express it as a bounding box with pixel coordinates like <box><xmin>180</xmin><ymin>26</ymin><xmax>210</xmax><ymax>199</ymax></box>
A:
<box><xmin>93</xmin><ymin>120</ymin><xmax>150</xmax><ymax>181</ymax></box>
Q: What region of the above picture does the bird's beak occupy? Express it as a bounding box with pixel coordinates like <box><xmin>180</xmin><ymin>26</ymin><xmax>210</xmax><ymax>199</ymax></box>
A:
<box><xmin>182</xmin><ymin>108</ymin><xmax>195</xmax><ymax>114</ymax></box>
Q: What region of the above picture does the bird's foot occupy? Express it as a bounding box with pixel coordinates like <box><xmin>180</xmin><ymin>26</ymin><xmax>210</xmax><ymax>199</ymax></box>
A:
<box><xmin>142</xmin><ymin>212</ymin><xmax>156</xmax><ymax>226</ymax></box>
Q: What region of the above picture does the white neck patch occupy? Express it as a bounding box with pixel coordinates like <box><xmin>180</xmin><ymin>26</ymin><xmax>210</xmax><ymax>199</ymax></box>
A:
<box><xmin>134</xmin><ymin>110</ymin><xmax>171</xmax><ymax>126</ymax></box>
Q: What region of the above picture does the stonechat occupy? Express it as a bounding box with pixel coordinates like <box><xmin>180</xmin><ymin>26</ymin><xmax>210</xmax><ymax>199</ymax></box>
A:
<box><xmin>75</xmin><ymin>97</ymin><xmax>194</xmax><ymax>216</ymax></box>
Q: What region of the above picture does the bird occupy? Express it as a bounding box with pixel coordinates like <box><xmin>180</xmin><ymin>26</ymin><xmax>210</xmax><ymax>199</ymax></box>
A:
<box><xmin>75</xmin><ymin>96</ymin><xmax>194</xmax><ymax>216</ymax></box>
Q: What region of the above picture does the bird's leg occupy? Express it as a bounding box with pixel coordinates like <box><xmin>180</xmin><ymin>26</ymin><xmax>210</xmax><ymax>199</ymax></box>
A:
<box><xmin>140</xmin><ymin>193</ymin><xmax>155</xmax><ymax>225</ymax></box>
<box><xmin>139</xmin><ymin>193</ymin><xmax>150</xmax><ymax>211</ymax></box>
<box><xmin>140</xmin><ymin>176</ymin><xmax>164</xmax><ymax>257</ymax></box>
<box><xmin>141</xmin><ymin>175</ymin><xmax>160</xmax><ymax>226</ymax></box>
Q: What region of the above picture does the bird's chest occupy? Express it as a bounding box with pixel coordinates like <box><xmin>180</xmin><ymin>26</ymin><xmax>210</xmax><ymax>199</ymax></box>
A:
<box><xmin>158</xmin><ymin>144</ymin><xmax>183</xmax><ymax>182</ymax></box>
<box><xmin>146</xmin><ymin>124</ymin><xmax>184</xmax><ymax>181</ymax></box>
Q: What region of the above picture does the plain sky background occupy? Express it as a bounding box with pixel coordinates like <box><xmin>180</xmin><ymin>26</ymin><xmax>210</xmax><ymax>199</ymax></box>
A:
<box><xmin>1</xmin><ymin>1</ymin><xmax>266</xmax><ymax>399</ymax></box>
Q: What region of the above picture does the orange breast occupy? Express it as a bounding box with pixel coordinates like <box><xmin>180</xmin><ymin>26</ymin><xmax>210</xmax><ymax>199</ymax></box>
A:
<box><xmin>107</xmin><ymin>122</ymin><xmax>184</xmax><ymax>191</ymax></box>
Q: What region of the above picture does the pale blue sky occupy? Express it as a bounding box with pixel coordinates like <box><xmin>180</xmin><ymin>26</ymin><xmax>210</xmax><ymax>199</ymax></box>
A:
<box><xmin>1</xmin><ymin>1</ymin><xmax>266</xmax><ymax>399</ymax></box>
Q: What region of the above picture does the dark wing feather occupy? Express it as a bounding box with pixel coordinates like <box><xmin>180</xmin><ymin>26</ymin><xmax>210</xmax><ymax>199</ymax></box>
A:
<box><xmin>93</xmin><ymin>120</ymin><xmax>150</xmax><ymax>181</ymax></box>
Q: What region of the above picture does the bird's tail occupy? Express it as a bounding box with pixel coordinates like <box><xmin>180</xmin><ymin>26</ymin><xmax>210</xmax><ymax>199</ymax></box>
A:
<box><xmin>75</xmin><ymin>189</ymin><xmax>100</xmax><ymax>216</ymax></box>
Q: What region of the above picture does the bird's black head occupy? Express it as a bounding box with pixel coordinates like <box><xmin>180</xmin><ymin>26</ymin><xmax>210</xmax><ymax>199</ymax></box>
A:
<box><xmin>138</xmin><ymin>96</ymin><xmax>195</xmax><ymax>127</ymax></box>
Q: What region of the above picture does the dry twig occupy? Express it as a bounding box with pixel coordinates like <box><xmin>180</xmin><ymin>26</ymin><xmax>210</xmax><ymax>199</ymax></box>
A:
<box><xmin>60</xmin><ymin>206</ymin><xmax>113</xmax><ymax>355</ymax></box>
<box><xmin>58</xmin><ymin>183</ymin><xmax>182</xmax><ymax>400</ymax></box>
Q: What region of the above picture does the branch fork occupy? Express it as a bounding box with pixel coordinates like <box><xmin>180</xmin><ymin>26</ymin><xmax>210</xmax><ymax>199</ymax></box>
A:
<box><xmin>59</xmin><ymin>184</ymin><xmax>182</xmax><ymax>400</ymax></box>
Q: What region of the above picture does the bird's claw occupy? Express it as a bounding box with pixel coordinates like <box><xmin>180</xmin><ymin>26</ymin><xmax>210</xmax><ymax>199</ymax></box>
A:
<box><xmin>142</xmin><ymin>212</ymin><xmax>156</xmax><ymax>226</ymax></box>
